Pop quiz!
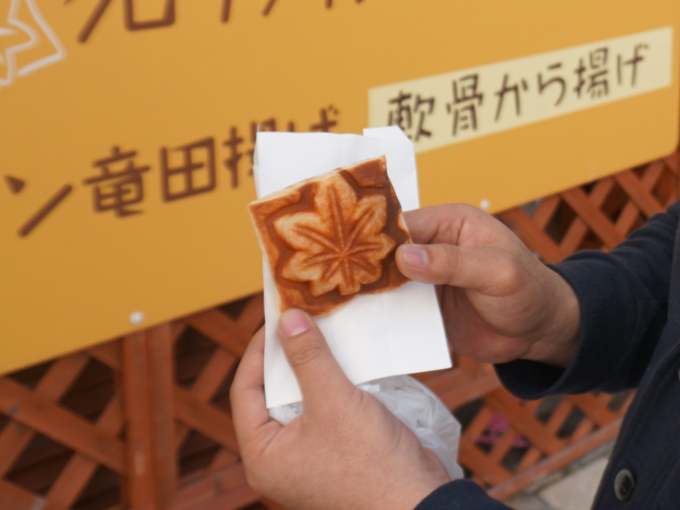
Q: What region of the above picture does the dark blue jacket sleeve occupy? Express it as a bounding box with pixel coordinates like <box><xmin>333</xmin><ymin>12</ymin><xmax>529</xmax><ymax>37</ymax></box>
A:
<box><xmin>496</xmin><ymin>199</ymin><xmax>680</xmax><ymax>398</ymax></box>
<box><xmin>415</xmin><ymin>480</ymin><xmax>511</xmax><ymax>510</ymax></box>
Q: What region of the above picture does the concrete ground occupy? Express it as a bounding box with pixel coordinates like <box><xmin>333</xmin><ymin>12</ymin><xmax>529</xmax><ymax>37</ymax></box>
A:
<box><xmin>504</xmin><ymin>442</ymin><xmax>615</xmax><ymax>510</ymax></box>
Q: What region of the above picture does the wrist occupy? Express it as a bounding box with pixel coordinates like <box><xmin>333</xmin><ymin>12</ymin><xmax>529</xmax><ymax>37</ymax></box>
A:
<box><xmin>523</xmin><ymin>267</ymin><xmax>580</xmax><ymax>368</ymax></box>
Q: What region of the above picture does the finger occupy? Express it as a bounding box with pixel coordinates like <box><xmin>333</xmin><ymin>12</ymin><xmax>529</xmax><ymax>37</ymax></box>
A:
<box><xmin>278</xmin><ymin>309</ymin><xmax>355</xmax><ymax>413</ymax></box>
<box><xmin>230</xmin><ymin>327</ymin><xmax>281</xmax><ymax>449</ymax></box>
<box><xmin>396</xmin><ymin>243</ymin><xmax>516</xmax><ymax>293</ymax></box>
<box><xmin>403</xmin><ymin>204</ymin><xmax>475</xmax><ymax>245</ymax></box>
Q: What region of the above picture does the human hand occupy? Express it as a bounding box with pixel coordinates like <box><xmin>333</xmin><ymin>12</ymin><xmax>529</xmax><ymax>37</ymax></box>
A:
<box><xmin>396</xmin><ymin>204</ymin><xmax>580</xmax><ymax>367</ymax></box>
<box><xmin>230</xmin><ymin>309</ymin><xmax>450</xmax><ymax>510</ymax></box>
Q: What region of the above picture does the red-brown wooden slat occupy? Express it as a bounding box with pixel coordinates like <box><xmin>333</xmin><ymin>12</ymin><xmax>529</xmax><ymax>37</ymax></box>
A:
<box><xmin>545</xmin><ymin>400</ymin><xmax>573</xmax><ymax>434</ymax></box>
<box><xmin>568</xmin><ymin>417</ymin><xmax>596</xmax><ymax>445</ymax></box>
<box><xmin>489</xmin><ymin>429</ymin><xmax>519</xmax><ymax>463</ymax></box>
<box><xmin>237</xmin><ymin>293</ymin><xmax>266</xmax><ymax>336</ymax></box>
<box><xmin>170</xmin><ymin>323</ymin><xmax>188</xmax><ymax>344</ymax></box>
<box><xmin>122</xmin><ymin>332</ymin><xmax>156</xmax><ymax>510</ymax></box>
<box><xmin>44</xmin><ymin>393</ymin><xmax>125</xmax><ymax>510</ymax></box>
<box><xmin>171</xmin><ymin>464</ymin><xmax>258</xmax><ymax>510</ymax></box>
<box><xmin>516</xmin><ymin>448</ymin><xmax>543</xmax><ymax>472</ymax></box>
<box><xmin>173</xmin><ymin>387</ymin><xmax>239</xmax><ymax>452</ymax></box>
<box><xmin>531</xmin><ymin>196</ymin><xmax>561</xmax><ymax>230</ymax></box>
<box><xmin>622</xmin><ymin>163</ymin><xmax>661</xmax><ymax>216</ymax></box>
<box><xmin>615</xmin><ymin>201</ymin><xmax>641</xmax><ymax>236</ymax></box>
<box><xmin>463</xmin><ymin>407</ymin><xmax>495</xmax><ymax>443</ymax></box>
<box><xmin>498</xmin><ymin>209</ymin><xmax>566</xmax><ymax>263</ymax></box>
<box><xmin>0</xmin><ymin>378</ymin><xmax>125</xmax><ymax>472</ymax></box>
<box><xmin>0</xmin><ymin>353</ymin><xmax>89</xmax><ymax>477</ymax></box>
<box><xmin>148</xmin><ymin>324</ymin><xmax>179</xmax><ymax>509</ymax></box>
<box><xmin>560</xmin><ymin>177</ymin><xmax>615</xmax><ymax>253</ymax></box>
<box><xmin>488</xmin><ymin>419</ymin><xmax>622</xmax><ymax>500</ymax></box>
<box><xmin>523</xmin><ymin>400</ymin><xmax>541</xmax><ymax>415</ymax></box>
<box><xmin>641</xmin><ymin>161</ymin><xmax>666</xmax><ymax>188</ymax></box>
<box><xmin>0</xmin><ymin>478</ymin><xmax>45</xmax><ymax>510</ymax></box>
<box><xmin>184</xmin><ymin>311</ymin><xmax>247</xmax><ymax>357</ymax></box>
<box><xmin>559</xmin><ymin>216</ymin><xmax>590</xmax><ymax>254</ymax></box>
<box><xmin>456</xmin><ymin>356</ymin><xmax>482</xmax><ymax>378</ymax></box>
<box><xmin>484</xmin><ymin>390</ymin><xmax>564</xmax><ymax>456</ymax></box>
<box><xmin>175</xmin><ymin>348</ymin><xmax>236</xmax><ymax>448</ymax></box>
<box><xmin>207</xmin><ymin>447</ymin><xmax>239</xmax><ymax>472</ymax></box>
<box><xmin>458</xmin><ymin>437</ymin><xmax>512</xmax><ymax>486</ymax></box>
<box><xmin>422</xmin><ymin>368</ymin><xmax>470</xmax><ymax>396</ymax></box>
<box><xmin>88</xmin><ymin>341</ymin><xmax>122</xmax><ymax>370</ymax></box>
<box><xmin>561</xmin><ymin>188</ymin><xmax>625</xmax><ymax>249</ymax></box>
<box><xmin>566</xmin><ymin>394</ymin><xmax>617</xmax><ymax>427</ymax></box>
<box><xmin>614</xmin><ymin>170</ymin><xmax>664</xmax><ymax>218</ymax></box>
<box><xmin>439</xmin><ymin>373</ymin><xmax>502</xmax><ymax>411</ymax></box>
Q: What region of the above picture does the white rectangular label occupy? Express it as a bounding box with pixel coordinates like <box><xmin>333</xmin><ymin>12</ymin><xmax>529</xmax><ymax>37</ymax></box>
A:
<box><xmin>369</xmin><ymin>27</ymin><xmax>674</xmax><ymax>153</ymax></box>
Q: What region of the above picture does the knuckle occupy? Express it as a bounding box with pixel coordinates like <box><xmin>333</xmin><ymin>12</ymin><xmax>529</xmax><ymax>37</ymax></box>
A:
<box><xmin>243</xmin><ymin>466</ymin><xmax>262</xmax><ymax>493</ymax></box>
<box><xmin>495</xmin><ymin>254</ymin><xmax>522</xmax><ymax>290</ymax></box>
<box><xmin>287</xmin><ymin>339</ymin><xmax>324</xmax><ymax>369</ymax></box>
<box><xmin>442</xmin><ymin>245</ymin><xmax>460</xmax><ymax>275</ymax></box>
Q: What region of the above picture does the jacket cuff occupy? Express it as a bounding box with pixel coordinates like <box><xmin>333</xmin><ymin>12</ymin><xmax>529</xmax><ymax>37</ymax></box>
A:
<box><xmin>495</xmin><ymin>255</ymin><xmax>659</xmax><ymax>398</ymax></box>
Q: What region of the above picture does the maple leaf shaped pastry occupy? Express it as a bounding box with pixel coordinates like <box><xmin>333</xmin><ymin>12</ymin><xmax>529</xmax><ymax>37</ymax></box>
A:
<box><xmin>275</xmin><ymin>177</ymin><xmax>395</xmax><ymax>296</ymax></box>
<box><xmin>249</xmin><ymin>156</ymin><xmax>412</xmax><ymax>317</ymax></box>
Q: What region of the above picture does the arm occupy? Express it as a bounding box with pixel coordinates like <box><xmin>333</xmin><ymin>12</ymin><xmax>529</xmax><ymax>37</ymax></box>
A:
<box><xmin>497</xmin><ymin>200</ymin><xmax>679</xmax><ymax>397</ymax></box>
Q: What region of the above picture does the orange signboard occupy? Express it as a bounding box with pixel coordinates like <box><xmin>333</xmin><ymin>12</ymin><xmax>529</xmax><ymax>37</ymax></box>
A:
<box><xmin>1</xmin><ymin>0</ymin><xmax>679</xmax><ymax>374</ymax></box>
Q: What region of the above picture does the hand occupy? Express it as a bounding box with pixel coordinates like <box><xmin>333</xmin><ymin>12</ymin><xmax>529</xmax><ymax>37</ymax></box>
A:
<box><xmin>230</xmin><ymin>309</ymin><xmax>450</xmax><ymax>510</ymax></box>
<box><xmin>396</xmin><ymin>204</ymin><xmax>580</xmax><ymax>367</ymax></box>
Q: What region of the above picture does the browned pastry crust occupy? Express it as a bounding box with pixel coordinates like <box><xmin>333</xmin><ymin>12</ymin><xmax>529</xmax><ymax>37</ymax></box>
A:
<box><xmin>249</xmin><ymin>156</ymin><xmax>412</xmax><ymax>317</ymax></box>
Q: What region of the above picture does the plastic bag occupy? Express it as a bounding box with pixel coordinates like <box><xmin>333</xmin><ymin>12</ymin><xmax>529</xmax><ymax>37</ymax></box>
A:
<box><xmin>269</xmin><ymin>374</ymin><xmax>464</xmax><ymax>480</ymax></box>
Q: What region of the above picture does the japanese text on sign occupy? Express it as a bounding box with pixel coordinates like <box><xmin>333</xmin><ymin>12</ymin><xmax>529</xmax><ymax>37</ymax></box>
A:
<box><xmin>369</xmin><ymin>27</ymin><xmax>673</xmax><ymax>153</ymax></box>
<box><xmin>73</xmin><ymin>0</ymin><xmax>365</xmax><ymax>43</ymax></box>
<box><xmin>7</xmin><ymin>106</ymin><xmax>339</xmax><ymax>237</ymax></box>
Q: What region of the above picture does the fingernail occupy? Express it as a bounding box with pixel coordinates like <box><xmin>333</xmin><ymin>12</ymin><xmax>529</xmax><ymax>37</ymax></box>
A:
<box><xmin>402</xmin><ymin>244</ymin><xmax>429</xmax><ymax>268</ymax></box>
<box><xmin>280</xmin><ymin>309</ymin><xmax>310</xmax><ymax>337</ymax></box>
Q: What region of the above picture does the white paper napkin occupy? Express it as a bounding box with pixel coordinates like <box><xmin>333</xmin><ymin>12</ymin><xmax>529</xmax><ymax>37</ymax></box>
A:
<box><xmin>254</xmin><ymin>126</ymin><xmax>451</xmax><ymax>408</ymax></box>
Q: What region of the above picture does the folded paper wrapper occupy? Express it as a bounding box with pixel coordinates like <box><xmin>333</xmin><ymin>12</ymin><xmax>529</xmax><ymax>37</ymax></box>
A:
<box><xmin>254</xmin><ymin>126</ymin><xmax>452</xmax><ymax>408</ymax></box>
<box><xmin>253</xmin><ymin>127</ymin><xmax>462</xmax><ymax>479</ymax></box>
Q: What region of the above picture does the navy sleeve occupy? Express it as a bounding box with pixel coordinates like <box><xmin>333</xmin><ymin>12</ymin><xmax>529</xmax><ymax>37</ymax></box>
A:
<box><xmin>495</xmin><ymin>199</ymin><xmax>680</xmax><ymax>398</ymax></box>
<box><xmin>415</xmin><ymin>480</ymin><xmax>510</xmax><ymax>510</ymax></box>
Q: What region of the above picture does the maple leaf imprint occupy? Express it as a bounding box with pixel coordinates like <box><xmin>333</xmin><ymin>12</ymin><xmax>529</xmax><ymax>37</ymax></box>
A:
<box><xmin>275</xmin><ymin>177</ymin><xmax>396</xmax><ymax>296</ymax></box>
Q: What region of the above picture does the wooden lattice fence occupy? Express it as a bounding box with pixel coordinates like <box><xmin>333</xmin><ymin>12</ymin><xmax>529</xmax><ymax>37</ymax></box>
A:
<box><xmin>0</xmin><ymin>151</ymin><xmax>678</xmax><ymax>509</ymax></box>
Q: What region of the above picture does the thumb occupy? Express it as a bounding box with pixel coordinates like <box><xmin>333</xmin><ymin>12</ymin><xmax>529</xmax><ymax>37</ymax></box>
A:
<box><xmin>278</xmin><ymin>309</ymin><xmax>354</xmax><ymax>412</ymax></box>
<box><xmin>397</xmin><ymin>243</ymin><xmax>511</xmax><ymax>292</ymax></box>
